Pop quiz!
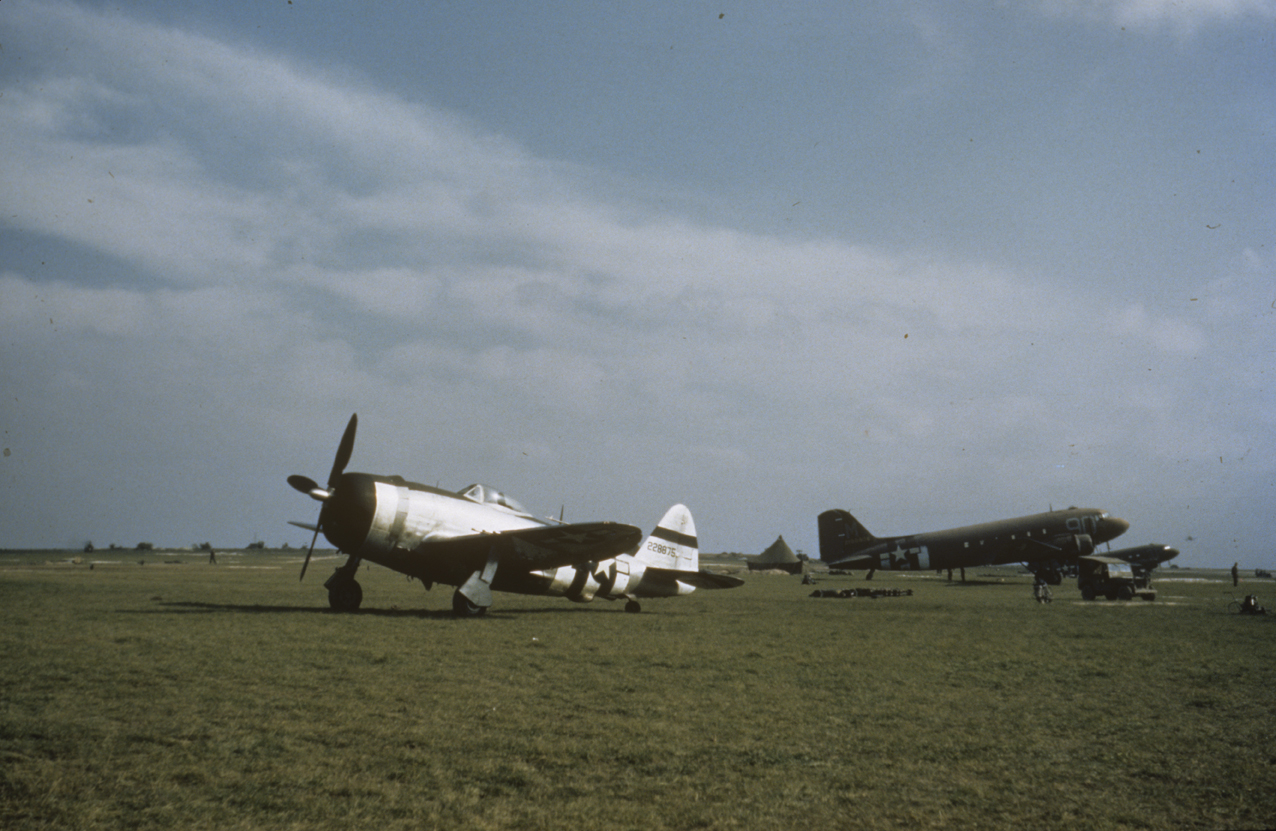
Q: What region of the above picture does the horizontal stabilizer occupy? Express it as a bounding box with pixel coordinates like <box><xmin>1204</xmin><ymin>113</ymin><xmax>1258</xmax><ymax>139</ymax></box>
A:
<box><xmin>649</xmin><ymin>568</ymin><xmax>745</xmax><ymax>590</ymax></box>
<box><xmin>635</xmin><ymin>567</ymin><xmax>744</xmax><ymax>594</ymax></box>
<box><xmin>826</xmin><ymin>554</ymin><xmax>877</xmax><ymax>571</ymax></box>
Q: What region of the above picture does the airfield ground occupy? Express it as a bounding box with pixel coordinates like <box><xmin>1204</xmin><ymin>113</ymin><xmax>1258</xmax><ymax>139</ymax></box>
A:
<box><xmin>2</xmin><ymin>549</ymin><xmax>1273</xmax><ymax>830</ymax></box>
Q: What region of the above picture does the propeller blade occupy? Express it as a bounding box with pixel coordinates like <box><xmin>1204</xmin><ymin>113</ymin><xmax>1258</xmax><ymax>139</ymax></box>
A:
<box><xmin>288</xmin><ymin>474</ymin><xmax>320</xmax><ymax>494</ymax></box>
<box><xmin>328</xmin><ymin>413</ymin><xmax>358</xmax><ymax>489</ymax></box>
<box><xmin>300</xmin><ymin>522</ymin><xmax>321</xmax><ymax>581</ymax></box>
<box><xmin>295</xmin><ymin>413</ymin><xmax>356</xmax><ymax>581</ymax></box>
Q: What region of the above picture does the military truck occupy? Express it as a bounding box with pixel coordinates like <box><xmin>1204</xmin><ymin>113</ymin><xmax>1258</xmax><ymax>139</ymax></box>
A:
<box><xmin>1077</xmin><ymin>555</ymin><xmax>1156</xmax><ymax>601</ymax></box>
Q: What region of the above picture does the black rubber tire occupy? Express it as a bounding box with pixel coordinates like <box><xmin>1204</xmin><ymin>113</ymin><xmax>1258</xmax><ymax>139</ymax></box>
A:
<box><xmin>452</xmin><ymin>590</ymin><xmax>487</xmax><ymax>617</ymax></box>
<box><xmin>328</xmin><ymin>579</ymin><xmax>362</xmax><ymax>612</ymax></box>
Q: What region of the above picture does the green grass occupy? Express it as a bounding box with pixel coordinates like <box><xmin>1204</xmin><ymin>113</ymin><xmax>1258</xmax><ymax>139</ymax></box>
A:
<box><xmin>2</xmin><ymin>550</ymin><xmax>1274</xmax><ymax>829</ymax></box>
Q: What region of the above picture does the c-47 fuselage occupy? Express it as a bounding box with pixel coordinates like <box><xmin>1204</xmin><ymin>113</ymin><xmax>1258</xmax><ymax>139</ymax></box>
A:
<box><xmin>819</xmin><ymin>507</ymin><xmax>1130</xmax><ymax>579</ymax></box>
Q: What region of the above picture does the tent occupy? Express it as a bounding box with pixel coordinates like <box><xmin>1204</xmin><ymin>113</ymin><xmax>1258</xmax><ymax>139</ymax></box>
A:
<box><xmin>748</xmin><ymin>535</ymin><xmax>804</xmax><ymax>574</ymax></box>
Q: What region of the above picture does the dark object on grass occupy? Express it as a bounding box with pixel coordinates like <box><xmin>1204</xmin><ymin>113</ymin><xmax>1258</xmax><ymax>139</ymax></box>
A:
<box><xmin>809</xmin><ymin>587</ymin><xmax>913</xmax><ymax>599</ymax></box>
<box><xmin>1239</xmin><ymin>595</ymin><xmax>1267</xmax><ymax>615</ymax></box>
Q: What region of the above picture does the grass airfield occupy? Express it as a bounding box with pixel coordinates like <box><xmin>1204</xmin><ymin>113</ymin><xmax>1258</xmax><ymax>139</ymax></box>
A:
<box><xmin>2</xmin><ymin>549</ymin><xmax>1274</xmax><ymax>830</ymax></box>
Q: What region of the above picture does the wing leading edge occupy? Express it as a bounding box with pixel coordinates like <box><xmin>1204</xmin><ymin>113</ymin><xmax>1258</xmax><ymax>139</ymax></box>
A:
<box><xmin>408</xmin><ymin>521</ymin><xmax>643</xmax><ymax>581</ymax></box>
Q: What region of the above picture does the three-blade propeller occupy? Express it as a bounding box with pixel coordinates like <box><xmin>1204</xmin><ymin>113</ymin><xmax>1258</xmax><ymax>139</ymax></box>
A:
<box><xmin>289</xmin><ymin>413</ymin><xmax>357</xmax><ymax>580</ymax></box>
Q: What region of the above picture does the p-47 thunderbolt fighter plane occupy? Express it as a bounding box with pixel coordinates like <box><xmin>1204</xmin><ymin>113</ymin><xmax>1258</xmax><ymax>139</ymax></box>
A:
<box><xmin>288</xmin><ymin>414</ymin><xmax>742</xmax><ymax>616</ymax></box>
<box><xmin>819</xmin><ymin>506</ymin><xmax>1129</xmax><ymax>583</ymax></box>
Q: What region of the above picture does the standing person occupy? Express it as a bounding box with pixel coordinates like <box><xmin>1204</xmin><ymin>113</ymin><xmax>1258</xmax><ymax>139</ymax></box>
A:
<box><xmin>1033</xmin><ymin>576</ymin><xmax>1051</xmax><ymax>604</ymax></box>
<box><xmin>1232</xmin><ymin>562</ymin><xmax>1239</xmax><ymax>587</ymax></box>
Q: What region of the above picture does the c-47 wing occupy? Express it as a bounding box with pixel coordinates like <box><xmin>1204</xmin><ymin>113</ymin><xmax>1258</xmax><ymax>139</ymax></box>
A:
<box><xmin>409</xmin><ymin>522</ymin><xmax>642</xmax><ymax>582</ymax></box>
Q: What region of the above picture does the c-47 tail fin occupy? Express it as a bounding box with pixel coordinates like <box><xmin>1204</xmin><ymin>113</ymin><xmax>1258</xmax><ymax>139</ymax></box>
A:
<box><xmin>819</xmin><ymin>509</ymin><xmax>879</xmax><ymax>563</ymax></box>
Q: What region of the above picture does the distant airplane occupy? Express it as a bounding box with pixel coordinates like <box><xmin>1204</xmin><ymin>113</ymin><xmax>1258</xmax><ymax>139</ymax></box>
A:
<box><xmin>288</xmin><ymin>414</ymin><xmax>742</xmax><ymax>616</ymax></box>
<box><xmin>1105</xmin><ymin>543</ymin><xmax>1179</xmax><ymax>573</ymax></box>
<box><xmin>818</xmin><ymin>506</ymin><xmax>1130</xmax><ymax>583</ymax></box>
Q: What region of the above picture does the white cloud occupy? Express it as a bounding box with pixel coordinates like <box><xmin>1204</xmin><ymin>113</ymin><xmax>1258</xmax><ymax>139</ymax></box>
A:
<box><xmin>0</xmin><ymin>2</ymin><xmax>1270</xmax><ymax>564</ymax></box>
<box><xmin>1038</xmin><ymin>0</ymin><xmax>1276</xmax><ymax>30</ymax></box>
<box><xmin>1110</xmin><ymin>303</ymin><xmax>1209</xmax><ymax>354</ymax></box>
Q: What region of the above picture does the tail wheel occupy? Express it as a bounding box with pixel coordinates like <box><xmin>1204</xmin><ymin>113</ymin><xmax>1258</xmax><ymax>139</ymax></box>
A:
<box><xmin>624</xmin><ymin>600</ymin><xmax>641</xmax><ymax>614</ymax></box>
<box><xmin>328</xmin><ymin>579</ymin><xmax>362</xmax><ymax>612</ymax></box>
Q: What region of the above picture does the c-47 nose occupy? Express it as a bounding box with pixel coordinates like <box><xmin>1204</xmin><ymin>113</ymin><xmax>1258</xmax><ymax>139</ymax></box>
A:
<box><xmin>1103</xmin><ymin>516</ymin><xmax>1130</xmax><ymax>541</ymax></box>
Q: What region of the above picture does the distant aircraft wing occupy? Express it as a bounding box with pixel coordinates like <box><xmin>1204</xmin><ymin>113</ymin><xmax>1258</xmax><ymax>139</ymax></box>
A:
<box><xmin>410</xmin><ymin>522</ymin><xmax>643</xmax><ymax>578</ymax></box>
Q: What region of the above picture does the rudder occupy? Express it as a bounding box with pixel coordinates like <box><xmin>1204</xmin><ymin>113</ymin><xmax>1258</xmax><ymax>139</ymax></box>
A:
<box><xmin>634</xmin><ymin>504</ymin><xmax>698</xmax><ymax>571</ymax></box>
<box><xmin>818</xmin><ymin>509</ymin><xmax>878</xmax><ymax>562</ymax></box>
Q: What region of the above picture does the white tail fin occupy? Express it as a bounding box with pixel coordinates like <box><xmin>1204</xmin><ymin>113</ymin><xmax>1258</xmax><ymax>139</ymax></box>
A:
<box><xmin>633</xmin><ymin>504</ymin><xmax>698</xmax><ymax>572</ymax></box>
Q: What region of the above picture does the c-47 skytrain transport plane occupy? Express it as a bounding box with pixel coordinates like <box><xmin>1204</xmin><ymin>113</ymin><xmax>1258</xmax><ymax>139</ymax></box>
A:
<box><xmin>288</xmin><ymin>414</ymin><xmax>743</xmax><ymax>616</ymax></box>
<box><xmin>1105</xmin><ymin>543</ymin><xmax>1179</xmax><ymax>572</ymax></box>
<box><xmin>818</xmin><ymin>506</ymin><xmax>1130</xmax><ymax>583</ymax></box>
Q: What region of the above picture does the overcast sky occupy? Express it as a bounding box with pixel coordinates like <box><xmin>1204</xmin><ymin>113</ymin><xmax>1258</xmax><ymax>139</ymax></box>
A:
<box><xmin>2</xmin><ymin>0</ymin><xmax>1272</xmax><ymax>568</ymax></box>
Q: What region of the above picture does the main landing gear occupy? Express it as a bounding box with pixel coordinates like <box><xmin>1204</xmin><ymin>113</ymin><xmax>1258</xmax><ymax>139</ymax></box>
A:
<box><xmin>324</xmin><ymin>558</ymin><xmax>363</xmax><ymax>612</ymax></box>
<box><xmin>1030</xmin><ymin>564</ymin><xmax>1064</xmax><ymax>586</ymax></box>
<box><xmin>452</xmin><ymin>588</ymin><xmax>488</xmax><ymax>617</ymax></box>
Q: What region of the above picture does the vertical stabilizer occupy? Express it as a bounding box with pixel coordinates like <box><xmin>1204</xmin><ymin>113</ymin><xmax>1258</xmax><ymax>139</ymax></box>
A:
<box><xmin>634</xmin><ymin>504</ymin><xmax>698</xmax><ymax>572</ymax></box>
<box><xmin>818</xmin><ymin>509</ymin><xmax>879</xmax><ymax>562</ymax></box>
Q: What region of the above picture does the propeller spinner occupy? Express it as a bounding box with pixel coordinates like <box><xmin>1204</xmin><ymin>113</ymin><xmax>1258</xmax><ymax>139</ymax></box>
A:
<box><xmin>290</xmin><ymin>413</ymin><xmax>357</xmax><ymax>580</ymax></box>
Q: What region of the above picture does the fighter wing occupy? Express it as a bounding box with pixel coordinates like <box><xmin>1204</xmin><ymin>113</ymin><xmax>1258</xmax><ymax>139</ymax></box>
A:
<box><xmin>410</xmin><ymin>522</ymin><xmax>642</xmax><ymax>581</ymax></box>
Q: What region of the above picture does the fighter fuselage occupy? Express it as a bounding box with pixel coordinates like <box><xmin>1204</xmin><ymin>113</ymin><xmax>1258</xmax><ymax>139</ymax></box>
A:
<box><xmin>316</xmin><ymin>472</ymin><xmax>692</xmax><ymax>602</ymax></box>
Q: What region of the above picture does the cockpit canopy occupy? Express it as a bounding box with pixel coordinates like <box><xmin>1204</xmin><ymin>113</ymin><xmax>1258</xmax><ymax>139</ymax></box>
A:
<box><xmin>457</xmin><ymin>483</ymin><xmax>530</xmax><ymax>516</ymax></box>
